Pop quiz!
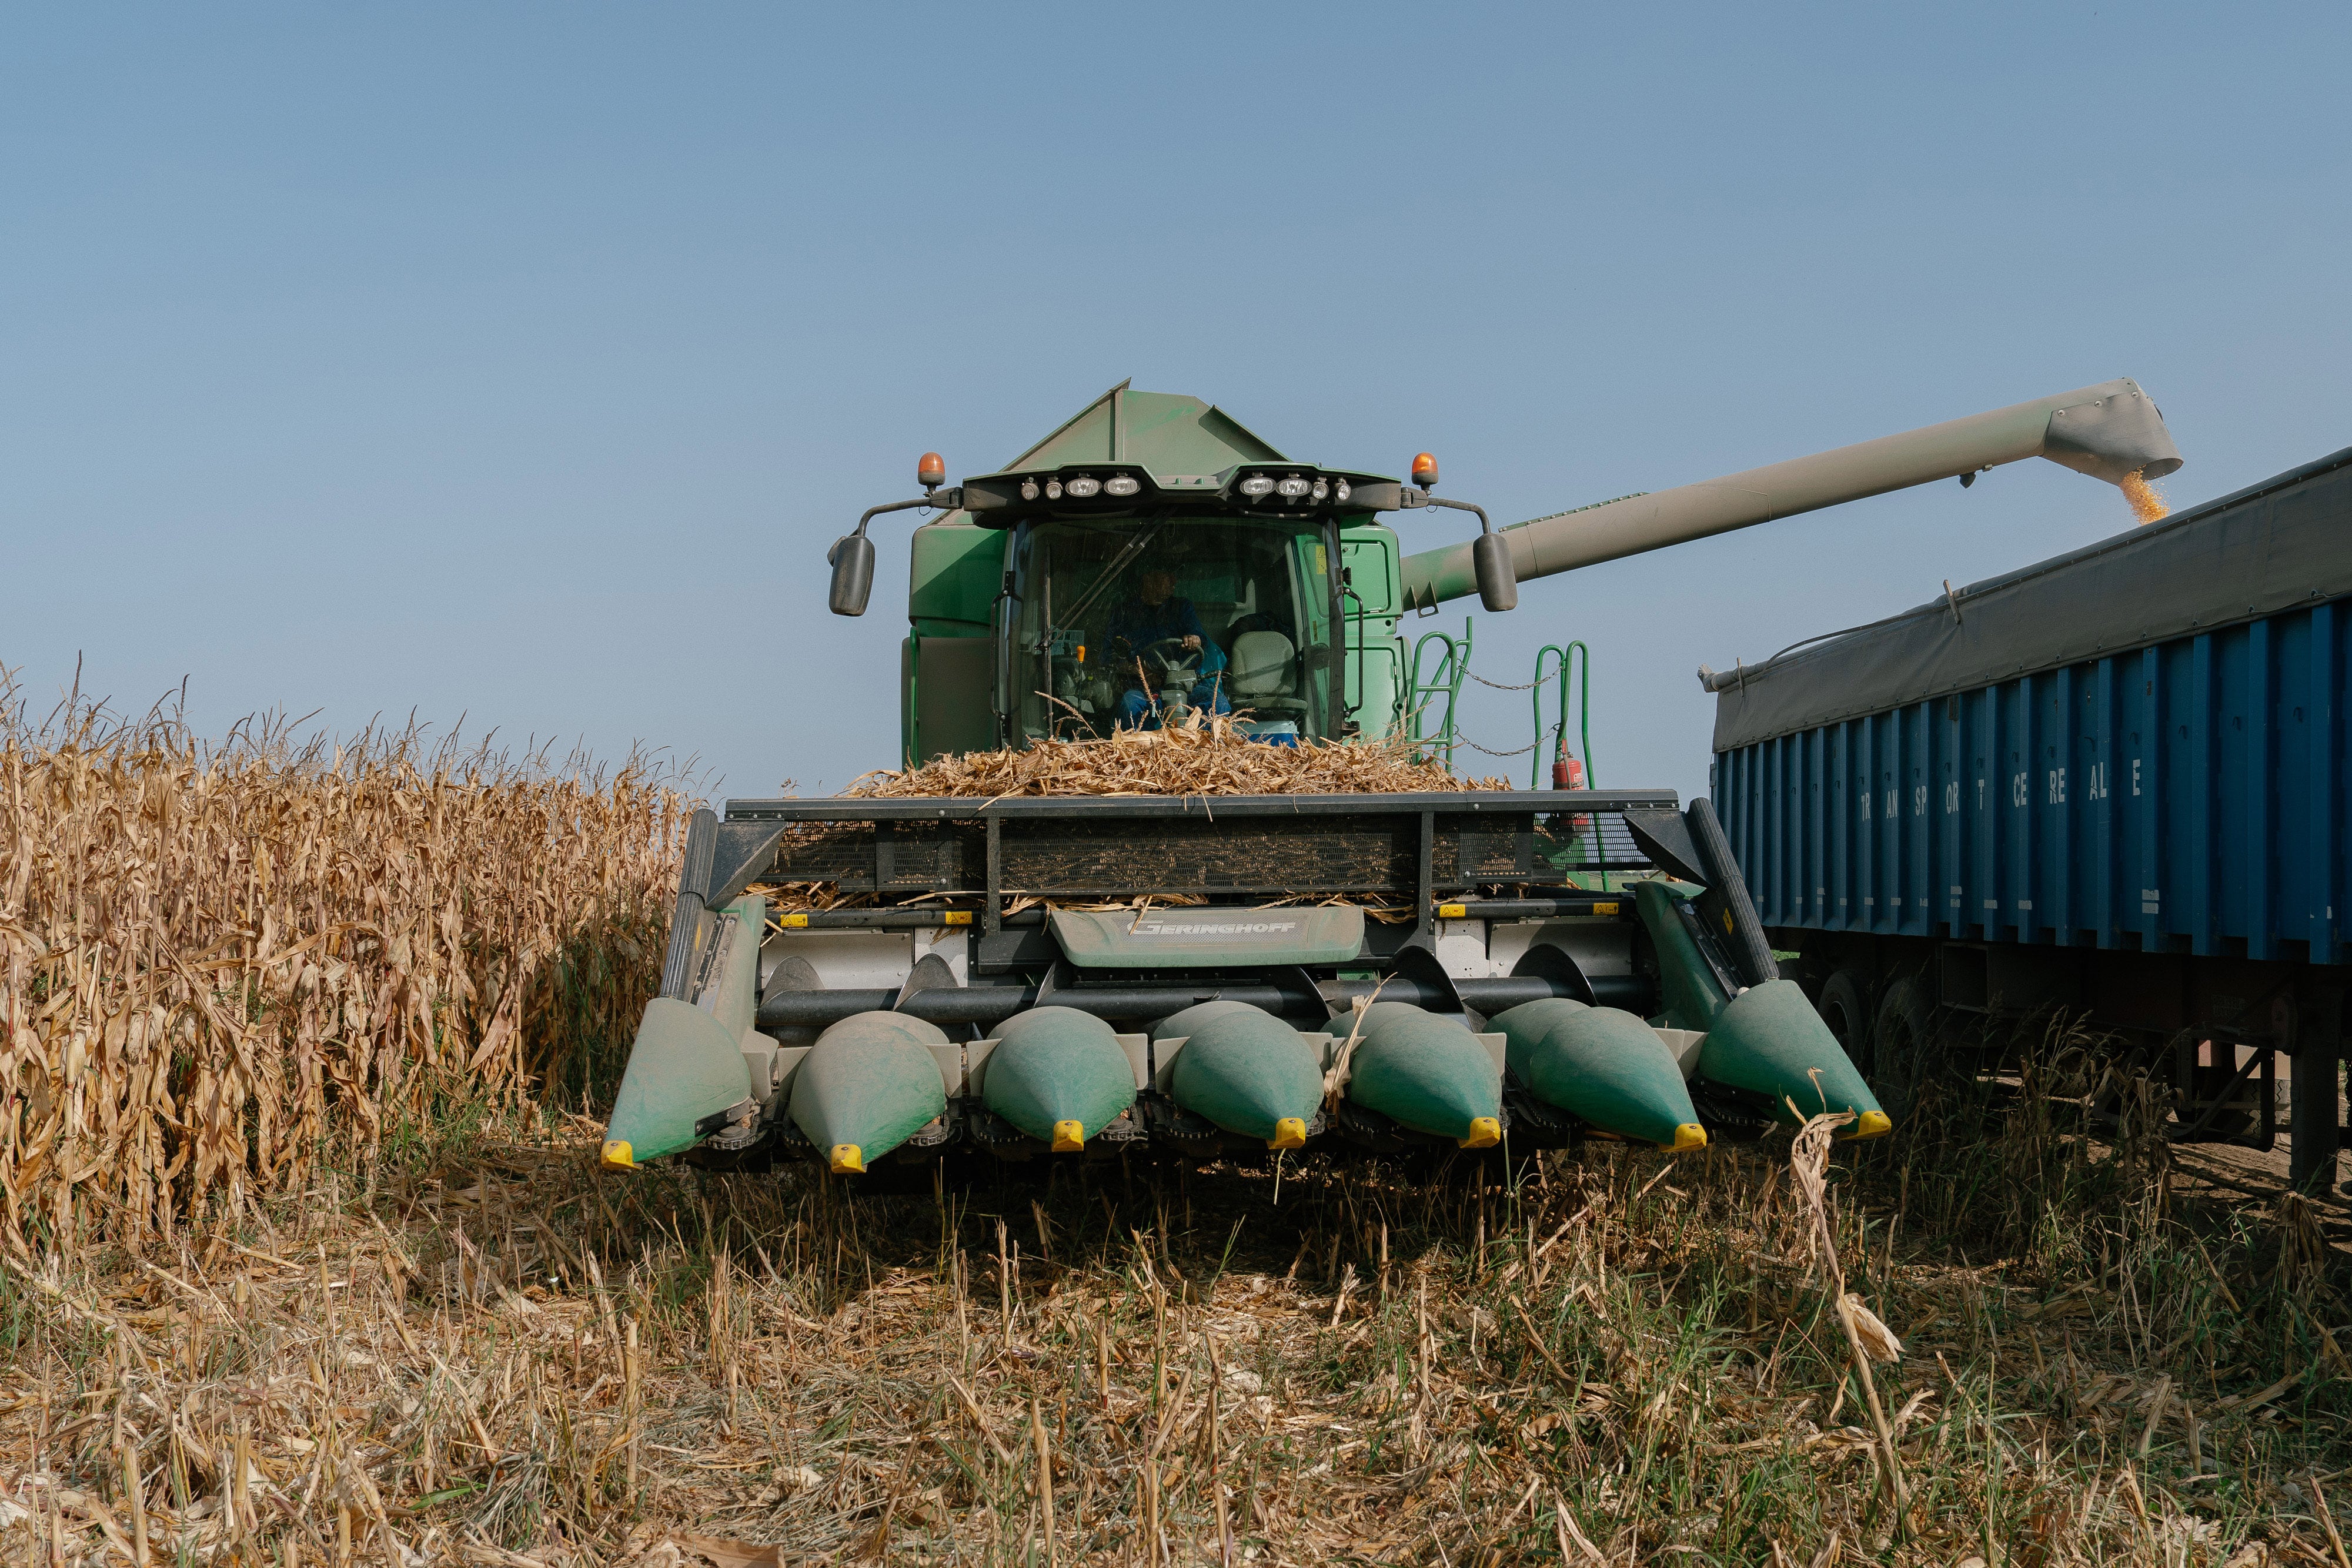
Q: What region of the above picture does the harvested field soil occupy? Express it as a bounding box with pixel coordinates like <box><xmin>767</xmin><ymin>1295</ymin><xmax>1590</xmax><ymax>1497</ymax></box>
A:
<box><xmin>4</xmin><ymin>1038</ymin><xmax>2348</xmax><ymax>1564</ymax></box>
<box><xmin>846</xmin><ymin>716</ymin><xmax>1512</xmax><ymax>798</ymax></box>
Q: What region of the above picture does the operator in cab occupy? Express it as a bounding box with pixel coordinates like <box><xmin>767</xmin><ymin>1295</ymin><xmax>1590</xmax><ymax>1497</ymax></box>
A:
<box><xmin>1106</xmin><ymin>566</ymin><xmax>1231</xmax><ymax>728</ymax></box>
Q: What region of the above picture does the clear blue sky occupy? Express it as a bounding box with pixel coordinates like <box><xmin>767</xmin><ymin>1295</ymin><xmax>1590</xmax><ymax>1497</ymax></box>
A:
<box><xmin>7</xmin><ymin>4</ymin><xmax>2347</xmax><ymax>805</ymax></box>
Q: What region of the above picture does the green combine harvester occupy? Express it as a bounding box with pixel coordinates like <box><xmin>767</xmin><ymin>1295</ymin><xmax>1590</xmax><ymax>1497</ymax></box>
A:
<box><xmin>600</xmin><ymin>379</ymin><xmax>2181</xmax><ymax>1180</ymax></box>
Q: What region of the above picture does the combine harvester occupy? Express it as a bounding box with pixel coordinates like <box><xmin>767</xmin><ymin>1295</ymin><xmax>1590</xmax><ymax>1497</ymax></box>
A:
<box><xmin>600</xmin><ymin>380</ymin><xmax>2182</xmax><ymax>1181</ymax></box>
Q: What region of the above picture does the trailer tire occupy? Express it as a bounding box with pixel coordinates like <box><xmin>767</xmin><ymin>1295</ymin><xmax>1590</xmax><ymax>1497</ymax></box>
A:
<box><xmin>1867</xmin><ymin>975</ymin><xmax>1943</xmax><ymax>1121</ymax></box>
<box><xmin>1816</xmin><ymin>969</ymin><xmax>1873</xmax><ymax>1059</ymax></box>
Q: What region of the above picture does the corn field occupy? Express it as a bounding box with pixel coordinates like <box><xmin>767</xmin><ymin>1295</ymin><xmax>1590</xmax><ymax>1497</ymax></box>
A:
<box><xmin>0</xmin><ymin>693</ymin><xmax>687</xmax><ymax>1255</ymax></box>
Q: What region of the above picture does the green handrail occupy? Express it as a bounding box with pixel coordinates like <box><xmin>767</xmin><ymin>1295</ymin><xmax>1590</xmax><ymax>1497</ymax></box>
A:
<box><xmin>1529</xmin><ymin>641</ymin><xmax>1595</xmax><ymax>790</ymax></box>
<box><xmin>1406</xmin><ymin>617</ymin><xmax>1474</xmax><ymax>771</ymax></box>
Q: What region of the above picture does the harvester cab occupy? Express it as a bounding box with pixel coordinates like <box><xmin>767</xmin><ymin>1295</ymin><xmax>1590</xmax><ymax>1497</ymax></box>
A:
<box><xmin>825</xmin><ymin>382</ymin><xmax>1506</xmax><ymax>754</ymax></box>
<box><xmin>599</xmin><ymin>377</ymin><xmax>2181</xmax><ymax>1182</ymax></box>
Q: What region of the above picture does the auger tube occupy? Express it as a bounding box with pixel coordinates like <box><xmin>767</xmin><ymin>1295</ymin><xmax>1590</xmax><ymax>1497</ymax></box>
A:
<box><xmin>754</xmin><ymin>972</ymin><xmax>1645</xmax><ymax>1029</ymax></box>
<box><xmin>1401</xmin><ymin>378</ymin><xmax>2181</xmax><ymax>609</ymax></box>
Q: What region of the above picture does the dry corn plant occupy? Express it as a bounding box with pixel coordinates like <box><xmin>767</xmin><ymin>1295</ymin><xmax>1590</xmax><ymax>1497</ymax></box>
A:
<box><xmin>846</xmin><ymin>711</ymin><xmax>1513</xmax><ymax>799</ymax></box>
<box><xmin>0</xmin><ymin>686</ymin><xmax>688</xmax><ymax>1256</ymax></box>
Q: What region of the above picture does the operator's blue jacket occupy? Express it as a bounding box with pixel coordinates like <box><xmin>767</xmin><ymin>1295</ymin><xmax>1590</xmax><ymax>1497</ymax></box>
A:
<box><xmin>1105</xmin><ymin>596</ymin><xmax>1228</xmax><ymax>684</ymax></box>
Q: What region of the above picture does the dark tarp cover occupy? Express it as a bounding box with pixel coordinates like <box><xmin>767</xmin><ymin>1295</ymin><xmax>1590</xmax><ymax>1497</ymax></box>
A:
<box><xmin>1710</xmin><ymin>448</ymin><xmax>2352</xmax><ymax>753</ymax></box>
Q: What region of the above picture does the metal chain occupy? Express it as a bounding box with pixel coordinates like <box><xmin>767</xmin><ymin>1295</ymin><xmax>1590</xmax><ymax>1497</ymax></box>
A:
<box><xmin>1451</xmin><ymin>733</ymin><xmax>1540</xmax><ymax>757</ymax></box>
<box><xmin>1450</xmin><ymin>664</ymin><xmax>1561</xmax><ymax>750</ymax></box>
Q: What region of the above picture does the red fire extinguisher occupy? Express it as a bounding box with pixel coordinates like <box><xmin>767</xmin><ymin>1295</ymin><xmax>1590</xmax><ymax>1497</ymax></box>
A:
<box><xmin>1552</xmin><ymin>748</ymin><xmax>1593</xmax><ymax>838</ymax></box>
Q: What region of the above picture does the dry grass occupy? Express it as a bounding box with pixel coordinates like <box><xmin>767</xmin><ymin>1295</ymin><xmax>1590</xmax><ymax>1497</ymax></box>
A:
<box><xmin>846</xmin><ymin>715</ymin><xmax>1512</xmax><ymax>798</ymax></box>
<box><xmin>0</xmin><ymin>688</ymin><xmax>688</xmax><ymax>1255</ymax></box>
<box><xmin>3</xmin><ymin>1031</ymin><xmax>2346</xmax><ymax>1565</ymax></box>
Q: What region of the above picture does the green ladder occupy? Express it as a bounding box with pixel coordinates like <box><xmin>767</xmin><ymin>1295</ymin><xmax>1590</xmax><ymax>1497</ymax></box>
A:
<box><xmin>1529</xmin><ymin>641</ymin><xmax>1596</xmax><ymax>790</ymax></box>
<box><xmin>1405</xmin><ymin>618</ymin><xmax>1474</xmax><ymax>771</ymax></box>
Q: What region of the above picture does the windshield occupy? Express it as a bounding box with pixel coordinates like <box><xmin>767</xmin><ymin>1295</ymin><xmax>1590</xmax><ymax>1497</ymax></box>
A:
<box><xmin>1008</xmin><ymin>517</ymin><xmax>1338</xmax><ymax>743</ymax></box>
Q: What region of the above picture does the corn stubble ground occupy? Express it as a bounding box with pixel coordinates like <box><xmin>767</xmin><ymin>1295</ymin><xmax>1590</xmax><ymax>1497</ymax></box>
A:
<box><xmin>4</xmin><ymin>713</ymin><xmax>2350</xmax><ymax>1565</ymax></box>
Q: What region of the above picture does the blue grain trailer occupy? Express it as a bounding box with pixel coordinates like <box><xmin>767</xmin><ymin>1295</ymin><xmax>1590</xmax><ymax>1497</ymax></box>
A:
<box><xmin>1704</xmin><ymin>448</ymin><xmax>2351</xmax><ymax>1191</ymax></box>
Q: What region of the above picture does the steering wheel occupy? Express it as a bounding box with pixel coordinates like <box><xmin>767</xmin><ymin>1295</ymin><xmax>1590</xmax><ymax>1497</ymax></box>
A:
<box><xmin>1128</xmin><ymin>636</ymin><xmax>1200</xmax><ymax>686</ymax></box>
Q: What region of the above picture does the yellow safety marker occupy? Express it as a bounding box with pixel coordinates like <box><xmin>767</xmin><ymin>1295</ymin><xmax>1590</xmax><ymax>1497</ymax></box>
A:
<box><xmin>1592</xmin><ymin>902</ymin><xmax>1620</xmax><ymax>915</ymax></box>
<box><xmin>943</xmin><ymin>910</ymin><xmax>973</xmax><ymax>925</ymax></box>
<box><xmin>1051</xmin><ymin>1119</ymin><xmax>1085</xmax><ymax>1153</ymax></box>
<box><xmin>1268</xmin><ymin>1116</ymin><xmax>1308</xmax><ymax>1151</ymax></box>
<box><xmin>1664</xmin><ymin>1122</ymin><xmax>1708</xmax><ymax>1152</ymax></box>
<box><xmin>1458</xmin><ymin>1116</ymin><xmax>1501</xmax><ymax>1149</ymax></box>
<box><xmin>600</xmin><ymin>1139</ymin><xmax>634</xmax><ymax>1170</ymax></box>
<box><xmin>1847</xmin><ymin>1109</ymin><xmax>1893</xmax><ymax>1141</ymax></box>
<box><xmin>1438</xmin><ymin>902</ymin><xmax>1468</xmax><ymax>919</ymax></box>
<box><xmin>830</xmin><ymin>1144</ymin><xmax>866</xmax><ymax>1174</ymax></box>
<box><xmin>781</xmin><ymin>912</ymin><xmax>809</xmax><ymax>927</ymax></box>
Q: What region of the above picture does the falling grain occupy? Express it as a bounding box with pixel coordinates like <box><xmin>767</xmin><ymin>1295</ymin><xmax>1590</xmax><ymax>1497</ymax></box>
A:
<box><xmin>2122</xmin><ymin>469</ymin><xmax>2170</xmax><ymax>524</ymax></box>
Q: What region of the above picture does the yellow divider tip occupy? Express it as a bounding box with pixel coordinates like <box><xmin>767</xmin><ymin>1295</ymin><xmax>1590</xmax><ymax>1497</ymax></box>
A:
<box><xmin>1051</xmin><ymin>1119</ymin><xmax>1086</xmax><ymax>1153</ymax></box>
<box><xmin>830</xmin><ymin>1144</ymin><xmax>866</xmax><ymax>1174</ymax></box>
<box><xmin>599</xmin><ymin>1139</ymin><xmax>634</xmax><ymax>1170</ymax></box>
<box><xmin>1458</xmin><ymin>1116</ymin><xmax>1501</xmax><ymax>1149</ymax></box>
<box><xmin>1268</xmin><ymin>1116</ymin><xmax>1308</xmax><ymax>1151</ymax></box>
<box><xmin>1848</xmin><ymin>1109</ymin><xmax>1893</xmax><ymax>1141</ymax></box>
<box><xmin>1665</xmin><ymin>1123</ymin><xmax>1708</xmax><ymax>1152</ymax></box>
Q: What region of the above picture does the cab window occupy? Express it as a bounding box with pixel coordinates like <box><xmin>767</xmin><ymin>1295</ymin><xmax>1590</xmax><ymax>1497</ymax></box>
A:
<box><xmin>1011</xmin><ymin>519</ymin><xmax>1335</xmax><ymax>741</ymax></box>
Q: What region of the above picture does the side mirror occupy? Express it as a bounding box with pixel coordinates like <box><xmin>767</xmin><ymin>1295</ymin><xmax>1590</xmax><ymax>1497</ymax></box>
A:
<box><xmin>1472</xmin><ymin>531</ymin><xmax>1518</xmax><ymax>613</ymax></box>
<box><xmin>827</xmin><ymin>534</ymin><xmax>875</xmax><ymax>617</ymax></box>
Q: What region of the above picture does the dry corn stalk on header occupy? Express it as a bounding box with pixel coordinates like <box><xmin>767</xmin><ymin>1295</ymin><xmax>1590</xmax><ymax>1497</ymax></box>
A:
<box><xmin>0</xmin><ymin>706</ymin><xmax>1526</xmax><ymax>1250</ymax></box>
<box><xmin>846</xmin><ymin>713</ymin><xmax>1512</xmax><ymax>797</ymax></box>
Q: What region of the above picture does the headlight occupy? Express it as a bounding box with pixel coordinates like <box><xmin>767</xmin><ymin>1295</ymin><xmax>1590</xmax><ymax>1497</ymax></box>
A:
<box><xmin>1334</xmin><ymin>479</ymin><xmax>1351</xmax><ymax>503</ymax></box>
<box><xmin>1045</xmin><ymin>479</ymin><xmax>1063</xmax><ymax>500</ymax></box>
<box><xmin>1020</xmin><ymin>479</ymin><xmax>1039</xmax><ymax>501</ymax></box>
<box><xmin>1276</xmin><ymin>475</ymin><xmax>1310</xmax><ymax>500</ymax></box>
<box><xmin>1103</xmin><ymin>475</ymin><xmax>1140</xmax><ymax>497</ymax></box>
<box><xmin>1065</xmin><ymin>475</ymin><xmax>1102</xmax><ymax>499</ymax></box>
<box><xmin>1310</xmin><ymin>478</ymin><xmax>1329</xmax><ymax>502</ymax></box>
<box><xmin>1238</xmin><ymin>474</ymin><xmax>1275</xmax><ymax>497</ymax></box>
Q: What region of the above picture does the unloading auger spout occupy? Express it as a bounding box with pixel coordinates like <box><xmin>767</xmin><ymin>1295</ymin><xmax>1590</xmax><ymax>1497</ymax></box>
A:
<box><xmin>1399</xmin><ymin>378</ymin><xmax>2182</xmax><ymax>610</ymax></box>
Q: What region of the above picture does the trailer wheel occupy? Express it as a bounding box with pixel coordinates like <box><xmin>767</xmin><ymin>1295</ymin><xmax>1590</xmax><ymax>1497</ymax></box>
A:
<box><xmin>1867</xmin><ymin>975</ymin><xmax>1943</xmax><ymax>1121</ymax></box>
<box><xmin>1816</xmin><ymin>970</ymin><xmax>1873</xmax><ymax>1058</ymax></box>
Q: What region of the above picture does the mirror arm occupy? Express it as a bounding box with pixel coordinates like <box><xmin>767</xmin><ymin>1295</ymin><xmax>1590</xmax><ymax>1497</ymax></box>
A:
<box><xmin>854</xmin><ymin>489</ymin><xmax>965</xmax><ymax>540</ymax></box>
<box><xmin>1400</xmin><ymin>490</ymin><xmax>1516</xmax><ymax>613</ymax></box>
<box><xmin>1395</xmin><ymin>488</ymin><xmax>1494</xmax><ymax>534</ymax></box>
